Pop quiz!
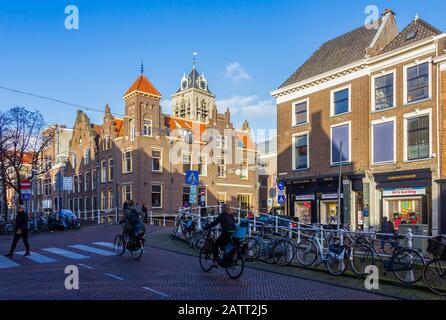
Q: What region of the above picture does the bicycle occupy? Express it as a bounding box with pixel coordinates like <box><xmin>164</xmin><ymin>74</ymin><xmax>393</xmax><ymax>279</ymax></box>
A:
<box><xmin>199</xmin><ymin>228</ymin><xmax>246</xmax><ymax>279</ymax></box>
<box><xmin>293</xmin><ymin>227</ymin><xmax>355</xmax><ymax>276</ymax></box>
<box><xmin>423</xmin><ymin>236</ymin><xmax>446</xmax><ymax>296</ymax></box>
<box><xmin>245</xmin><ymin>226</ymin><xmax>294</xmax><ymax>266</ymax></box>
<box><xmin>353</xmin><ymin>233</ymin><xmax>425</xmax><ymax>283</ymax></box>
<box><xmin>190</xmin><ymin>220</ymin><xmax>217</xmax><ymax>252</ymax></box>
<box><xmin>114</xmin><ymin>231</ymin><xmax>145</xmax><ymax>260</ymax></box>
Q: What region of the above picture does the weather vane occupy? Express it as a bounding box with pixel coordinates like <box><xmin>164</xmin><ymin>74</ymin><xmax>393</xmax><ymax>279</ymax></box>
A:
<box><xmin>193</xmin><ymin>52</ymin><xmax>197</xmax><ymax>68</ymax></box>
<box><xmin>141</xmin><ymin>60</ymin><xmax>144</xmax><ymax>74</ymax></box>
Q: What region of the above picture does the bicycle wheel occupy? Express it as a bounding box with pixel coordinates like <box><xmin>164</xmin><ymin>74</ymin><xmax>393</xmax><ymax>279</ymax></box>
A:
<box><xmin>350</xmin><ymin>244</ymin><xmax>375</xmax><ymax>276</ymax></box>
<box><xmin>193</xmin><ymin>233</ymin><xmax>205</xmax><ymax>252</ymax></box>
<box><xmin>114</xmin><ymin>235</ymin><xmax>125</xmax><ymax>256</ymax></box>
<box><xmin>423</xmin><ymin>258</ymin><xmax>446</xmax><ymax>296</ymax></box>
<box><xmin>244</xmin><ymin>238</ymin><xmax>260</xmax><ymax>262</ymax></box>
<box><xmin>199</xmin><ymin>247</ymin><xmax>214</xmax><ymax>272</ymax></box>
<box><xmin>272</xmin><ymin>240</ymin><xmax>294</xmax><ymax>266</ymax></box>
<box><xmin>383</xmin><ymin>240</ymin><xmax>396</xmax><ymax>255</ymax></box>
<box><xmin>131</xmin><ymin>239</ymin><xmax>144</xmax><ymax>260</ymax></box>
<box><xmin>325</xmin><ymin>252</ymin><xmax>348</xmax><ymax>276</ymax></box>
<box><xmin>294</xmin><ymin>238</ymin><xmax>317</xmax><ymax>266</ymax></box>
<box><xmin>225</xmin><ymin>251</ymin><xmax>245</xmax><ymax>279</ymax></box>
<box><xmin>392</xmin><ymin>248</ymin><xmax>424</xmax><ymax>283</ymax></box>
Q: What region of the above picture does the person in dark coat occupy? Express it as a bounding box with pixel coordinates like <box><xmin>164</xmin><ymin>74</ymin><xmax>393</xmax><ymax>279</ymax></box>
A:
<box><xmin>380</xmin><ymin>217</ymin><xmax>395</xmax><ymax>252</ymax></box>
<box><xmin>5</xmin><ymin>205</ymin><xmax>30</xmax><ymax>258</ymax></box>
<box><xmin>204</xmin><ymin>204</ymin><xmax>236</xmax><ymax>264</ymax></box>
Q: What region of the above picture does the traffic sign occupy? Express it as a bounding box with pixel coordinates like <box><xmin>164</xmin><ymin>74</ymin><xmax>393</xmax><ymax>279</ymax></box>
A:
<box><xmin>21</xmin><ymin>180</ymin><xmax>31</xmax><ymax>189</ymax></box>
<box><xmin>278</xmin><ymin>182</ymin><xmax>285</xmax><ymax>191</ymax></box>
<box><xmin>22</xmin><ymin>194</ymin><xmax>31</xmax><ymax>201</ymax></box>
<box><xmin>185</xmin><ymin>170</ymin><xmax>199</xmax><ymax>186</ymax></box>
<box><xmin>278</xmin><ymin>195</ymin><xmax>285</xmax><ymax>204</ymax></box>
<box><xmin>189</xmin><ymin>193</ymin><xmax>197</xmax><ymax>205</ymax></box>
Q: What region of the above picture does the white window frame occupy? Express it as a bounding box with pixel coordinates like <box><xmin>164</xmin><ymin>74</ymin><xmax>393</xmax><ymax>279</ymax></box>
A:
<box><xmin>101</xmin><ymin>190</ymin><xmax>107</xmax><ymax>210</ymax></box>
<box><xmin>91</xmin><ymin>169</ymin><xmax>97</xmax><ymax>190</ymax></box>
<box><xmin>291</xmin><ymin>98</ymin><xmax>309</xmax><ymax>126</ymax></box>
<box><xmin>84</xmin><ymin>171</ymin><xmax>89</xmax><ymax>192</ymax></box>
<box><xmin>122</xmin><ymin>184</ymin><xmax>133</xmax><ymax>204</ymax></box>
<box><xmin>84</xmin><ymin>148</ymin><xmax>90</xmax><ymax>165</ymax></box>
<box><xmin>371</xmin><ymin>69</ymin><xmax>396</xmax><ymax>112</ymax></box>
<box><xmin>151</xmin><ymin>184</ymin><xmax>163</xmax><ymax>209</ymax></box>
<box><xmin>330</xmin><ymin>121</ymin><xmax>352</xmax><ymax>165</ymax></box>
<box><xmin>217</xmin><ymin>156</ymin><xmax>226</xmax><ymax>178</ymax></box>
<box><xmin>108</xmin><ymin>188</ymin><xmax>114</xmax><ymax>209</ymax></box>
<box><xmin>403</xmin><ymin>58</ymin><xmax>432</xmax><ymax>105</ymax></box>
<box><xmin>330</xmin><ymin>84</ymin><xmax>351</xmax><ymax>117</ymax></box>
<box><xmin>122</xmin><ymin>150</ymin><xmax>132</xmax><ymax>174</ymax></box>
<box><xmin>101</xmin><ymin>160</ymin><xmax>107</xmax><ymax>182</ymax></box>
<box><xmin>151</xmin><ymin>148</ymin><xmax>163</xmax><ymax>173</ymax></box>
<box><xmin>182</xmin><ymin>152</ymin><xmax>192</xmax><ymax>174</ymax></box>
<box><xmin>217</xmin><ymin>192</ymin><xmax>227</xmax><ymax>203</ymax></box>
<box><xmin>403</xmin><ymin>108</ymin><xmax>432</xmax><ymax>162</ymax></box>
<box><xmin>291</xmin><ymin>131</ymin><xmax>310</xmax><ymax>171</ymax></box>
<box><xmin>129</xmin><ymin>118</ymin><xmax>135</xmax><ymax>141</ymax></box>
<box><xmin>198</xmin><ymin>155</ymin><xmax>207</xmax><ymax>177</ymax></box>
<box><xmin>371</xmin><ymin>117</ymin><xmax>396</xmax><ymax>165</ymax></box>
<box><xmin>108</xmin><ymin>158</ymin><xmax>114</xmax><ymax>181</ymax></box>
<box><xmin>143</xmin><ymin>119</ymin><xmax>153</xmax><ymax>137</ymax></box>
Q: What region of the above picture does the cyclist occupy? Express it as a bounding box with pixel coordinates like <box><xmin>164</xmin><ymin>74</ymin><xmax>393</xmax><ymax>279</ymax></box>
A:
<box><xmin>203</xmin><ymin>204</ymin><xmax>236</xmax><ymax>266</ymax></box>
<box><xmin>119</xmin><ymin>200</ymin><xmax>145</xmax><ymax>242</ymax></box>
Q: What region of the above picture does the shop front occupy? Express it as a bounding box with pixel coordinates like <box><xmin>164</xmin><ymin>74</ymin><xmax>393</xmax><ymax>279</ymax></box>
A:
<box><xmin>374</xmin><ymin>170</ymin><xmax>431</xmax><ymax>229</ymax></box>
<box><xmin>285</xmin><ymin>176</ymin><xmax>351</xmax><ymax>224</ymax></box>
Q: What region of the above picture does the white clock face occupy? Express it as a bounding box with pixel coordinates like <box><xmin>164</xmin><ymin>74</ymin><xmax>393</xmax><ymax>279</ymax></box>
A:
<box><xmin>200</xmin><ymin>80</ymin><xmax>207</xmax><ymax>90</ymax></box>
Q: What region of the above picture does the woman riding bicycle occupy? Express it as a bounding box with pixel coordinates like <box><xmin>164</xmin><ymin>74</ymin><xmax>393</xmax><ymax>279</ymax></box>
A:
<box><xmin>203</xmin><ymin>204</ymin><xmax>236</xmax><ymax>266</ymax></box>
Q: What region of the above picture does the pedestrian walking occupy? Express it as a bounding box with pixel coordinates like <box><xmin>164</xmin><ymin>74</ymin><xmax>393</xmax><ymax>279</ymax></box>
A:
<box><xmin>5</xmin><ymin>204</ymin><xmax>30</xmax><ymax>258</ymax></box>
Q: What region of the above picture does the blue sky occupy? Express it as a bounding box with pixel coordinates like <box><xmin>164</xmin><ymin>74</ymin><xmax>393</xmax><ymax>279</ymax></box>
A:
<box><xmin>0</xmin><ymin>0</ymin><xmax>444</xmax><ymax>142</ymax></box>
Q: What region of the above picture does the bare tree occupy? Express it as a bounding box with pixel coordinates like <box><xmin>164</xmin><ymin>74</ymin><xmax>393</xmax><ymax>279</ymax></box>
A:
<box><xmin>0</xmin><ymin>107</ymin><xmax>55</xmax><ymax>215</ymax></box>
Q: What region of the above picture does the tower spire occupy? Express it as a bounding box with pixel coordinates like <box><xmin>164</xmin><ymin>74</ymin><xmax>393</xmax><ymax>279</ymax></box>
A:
<box><xmin>140</xmin><ymin>60</ymin><xmax>144</xmax><ymax>74</ymax></box>
<box><xmin>192</xmin><ymin>52</ymin><xmax>197</xmax><ymax>69</ymax></box>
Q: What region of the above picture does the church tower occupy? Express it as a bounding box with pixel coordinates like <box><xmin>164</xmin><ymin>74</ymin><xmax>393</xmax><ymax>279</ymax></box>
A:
<box><xmin>171</xmin><ymin>57</ymin><xmax>217</xmax><ymax>123</ymax></box>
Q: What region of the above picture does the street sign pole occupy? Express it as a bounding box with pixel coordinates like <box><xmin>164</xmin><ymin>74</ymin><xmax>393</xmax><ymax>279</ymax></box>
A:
<box><xmin>337</xmin><ymin>141</ymin><xmax>343</xmax><ymax>232</ymax></box>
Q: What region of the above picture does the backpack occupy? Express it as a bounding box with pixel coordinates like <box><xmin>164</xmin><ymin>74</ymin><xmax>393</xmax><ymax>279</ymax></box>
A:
<box><xmin>127</xmin><ymin>207</ymin><xmax>140</xmax><ymax>225</ymax></box>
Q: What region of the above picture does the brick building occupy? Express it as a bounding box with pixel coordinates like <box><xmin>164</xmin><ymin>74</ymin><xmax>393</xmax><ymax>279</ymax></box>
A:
<box><xmin>272</xmin><ymin>10</ymin><xmax>446</xmax><ymax>234</ymax></box>
<box><xmin>61</xmin><ymin>64</ymin><xmax>258</xmax><ymax>218</ymax></box>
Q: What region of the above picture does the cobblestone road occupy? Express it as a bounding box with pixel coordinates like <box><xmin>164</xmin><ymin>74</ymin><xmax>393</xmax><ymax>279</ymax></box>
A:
<box><xmin>0</xmin><ymin>225</ymin><xmax>393</xmax><ymax>300</ymax></box>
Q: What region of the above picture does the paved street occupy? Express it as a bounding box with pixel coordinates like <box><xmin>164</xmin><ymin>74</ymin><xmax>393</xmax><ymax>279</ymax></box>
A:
<box><xmin>0</xmin><ymin>224</ymin><xmax>392</xmax><ymax>300</ymax></box>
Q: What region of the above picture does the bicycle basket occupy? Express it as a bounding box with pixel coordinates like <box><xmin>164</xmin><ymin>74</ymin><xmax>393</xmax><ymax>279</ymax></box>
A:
<box><xmin>232</xmin><ymin>226</ymin><xmax>247</xmax><ymax>240</ymax></box>
<box><xmin>427</xmin><ymin>236</ymin><xmax>446</xmax><ymax>259</ymax></box>
<box><xmin>328</xmin><ymin>244</ymin><xmax>345</xmax><ymax>256</ymax></box>
<box><xmin>203</xmin><ymin>238</ymin><xmax>214</xmax><ymax>254</ymax></box>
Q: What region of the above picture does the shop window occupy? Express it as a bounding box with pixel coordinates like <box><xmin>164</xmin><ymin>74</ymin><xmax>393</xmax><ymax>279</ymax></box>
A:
<box><xmin>372</xmin><ymin>121</ymin><xmax>395</xmax><ymax>164</ymax></box>
<box><xmin>406</xmin><ymin>115</ymin><xmax>429</xmax><ymax>160</ymax></box>
<box><xmin>331</xmin><ymin>123</ymin><xmax>350</xmax><ymax>164</ymax></box>
<box><xmin>294</xmin><ymin>202</ymin><xmax>312</xmax><ymax>224</ymax></box>
<box><xmin>374</xmin><ymin>73</ymin><xmax>394</xmax><ymax>110</ymax></box>
<box><xmin>406</xmin><ymin>62</ymin><xmax>429</xmax><ymax>103</ymax></box>
<box><xmin>385</xmin><ymin>198</ymin><xmax>422</xmax><ymax>228</ymax></box>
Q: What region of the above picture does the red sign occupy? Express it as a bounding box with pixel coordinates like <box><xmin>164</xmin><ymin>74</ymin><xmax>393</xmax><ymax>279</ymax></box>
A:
<box><xmin>303</xmin><ymin>202</ymin><xmax>312</xmax><ymax>209</ymax></box>
<box><xmin>21</xmin><ymin>180</ymin><xmax>31</xmax><ymax>189</ymax></box>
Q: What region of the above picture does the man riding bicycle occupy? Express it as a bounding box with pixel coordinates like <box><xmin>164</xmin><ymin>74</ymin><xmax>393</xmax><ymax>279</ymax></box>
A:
<box><xmin>119</xmin><ymin>200</ymin><xmax>145</xmax><ymax>243</ymax></box>
<box><xmin>203</xmin><ymin>204</ymin><xmax>236</xmax><ymax>266</ymax></box>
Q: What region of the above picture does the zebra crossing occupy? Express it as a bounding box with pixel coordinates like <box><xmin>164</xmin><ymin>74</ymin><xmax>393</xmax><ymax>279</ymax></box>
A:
<box><xmin>0</xmin><ymin>242</ymin><xmax>116</xmax><ymax>269</ymax></box>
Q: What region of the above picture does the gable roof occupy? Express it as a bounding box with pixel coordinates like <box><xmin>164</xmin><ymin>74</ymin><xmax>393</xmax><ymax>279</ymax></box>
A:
<box><xmin>279</xmin><ymin>25</ymin><xmax>380</xmax><ymax>89</ymax></box>
<box><xmin>381</xmin><ymin>18</ymin><xmax>442</xmax><ymax>54</ymax></box>
<box><xmin>124</xmin><ymin>74</ymin><xmax>161</xmax><ymax>98</ymax></box>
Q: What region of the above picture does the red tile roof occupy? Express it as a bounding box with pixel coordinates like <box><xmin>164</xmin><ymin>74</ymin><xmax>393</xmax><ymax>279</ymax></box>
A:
<box><xmin>124</xmin><ymin>74</ymin><xmax>161</xmax><ymax>98</ymax></box>
<box><xmin>113</xmin><ymin>118</ymin><xmax>124</xmax><ymax>137</ymax></box>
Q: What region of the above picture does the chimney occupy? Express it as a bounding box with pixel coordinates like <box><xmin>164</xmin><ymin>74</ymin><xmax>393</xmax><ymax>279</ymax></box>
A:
<box><xmin>382</xmin><ymin>8</ymin><xmax>395</xmax><ymax>17</ymax></box>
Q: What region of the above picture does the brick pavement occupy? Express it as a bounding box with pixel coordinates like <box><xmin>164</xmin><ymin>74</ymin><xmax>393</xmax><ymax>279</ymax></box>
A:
<box><xmin>0</xmin><ymin>225</ymin><xmax>392</xmax><ymax>300</ymax></box>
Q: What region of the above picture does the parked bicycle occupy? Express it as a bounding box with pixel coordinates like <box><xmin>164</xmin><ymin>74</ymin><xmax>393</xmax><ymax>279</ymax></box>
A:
<box><xmin>423</xmin><ymin>235</ymin><xmax>446</xmax><ymax>296</ymax></box>
<box><xmin>353</xmin><ymin>234</ymin><xmax>425</xmax><ymax>283</ymax></box>
<box><xmin>0</xmin><ymin>220</ymin><xmax>15</xmax><ymax>235</ymax></box>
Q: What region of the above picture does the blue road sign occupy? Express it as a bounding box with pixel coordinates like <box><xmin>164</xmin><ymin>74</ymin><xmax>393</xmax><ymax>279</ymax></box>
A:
<box><xmin>278</xmin><ymin>182</ymin><xmax>285</xmax><ymax>191</ymax></box>
<box><xmin>22</xmin><ymin>194</ymin><xmax>31</xmax><ymax>201</ymax></box>
<box><xmin>278</xmin><ymin>195</ymin><xmax>285</xmax><ymax>204</ymax></box>
<box><xmin>185</xmin><ymin>170</ymin><xmax>199</xmax><ymax>186</ymax></box>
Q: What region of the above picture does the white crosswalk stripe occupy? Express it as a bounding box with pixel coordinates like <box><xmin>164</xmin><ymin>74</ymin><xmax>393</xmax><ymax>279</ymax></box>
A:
<box><xmin>92</xmin><ymin>242</ymin><xmax>115</xmax><ymax>249</ymax></box>
<box><xmin>42</xmin><ymin>247</ymin><xmax>90</xmax><ymax>260</ymax></box>
<box><xmin>16</xmin><ymin>252</ymin><xmax>57</xmax><ymax>264</ymax></box>
<box><xmin>69</xmin><ymin>244</ymin><xmax>114</xmax><ymax>256</ymax></box>
<box><xmin>0</xmin><ymin>255</ymin><xmax>20</xmax><ymax>269</ymax></box>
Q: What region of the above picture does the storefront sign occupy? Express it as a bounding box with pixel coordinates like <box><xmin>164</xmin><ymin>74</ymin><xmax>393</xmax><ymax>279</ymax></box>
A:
<box><xmin>383</xmin><ymin>187</ymin><xmax>426</xmax><ymax>197</ymax></box>
<box><xmin>295</xmin><ymin>195</ymin><xmax>315</xmax><ymax>201</ymax></box>
<box><xmin>321</xmin><ymin>193</ymin><xmax>343</xmax><ymax>200</ymax></box>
